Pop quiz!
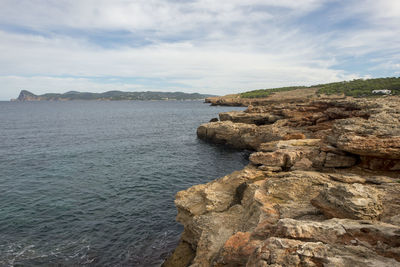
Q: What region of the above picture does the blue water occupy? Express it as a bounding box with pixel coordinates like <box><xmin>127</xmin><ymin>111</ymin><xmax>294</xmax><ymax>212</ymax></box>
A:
<box><xmin>0</xmin><ymin>101</ymin><xmax>247</xmax><ymax>266</ymax></box>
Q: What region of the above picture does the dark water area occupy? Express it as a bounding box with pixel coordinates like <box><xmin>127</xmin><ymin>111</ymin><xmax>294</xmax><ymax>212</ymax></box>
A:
<box><xmin>0</xmin><ymin>100</ymin><xmax>247</xmax><ymax>266</ymax></box>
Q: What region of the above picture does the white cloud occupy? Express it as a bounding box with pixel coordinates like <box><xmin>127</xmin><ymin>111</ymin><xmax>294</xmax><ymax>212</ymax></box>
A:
<box><xmin>0</xmin><ymin>0</ymin><xmax>399</xmax><ymax>100</ymax></box>
<box><xmin>0</xmin><ymin>0</ymin><xmax>324</xmax><ymax>31</ymax></box>
<box><xmin>0</xmin><ymin>27</ymin><xmax>357</xmax><ymax>100</ymax></box>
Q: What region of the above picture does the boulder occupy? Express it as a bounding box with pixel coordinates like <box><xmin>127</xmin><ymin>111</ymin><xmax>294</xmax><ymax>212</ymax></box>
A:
<box><xmin>324</xmin><ymin>152</ymin><xmax>358</xmax><ymax>168</ymax></box>
<box><xmin>336</xmin><ymin>134</ymin><xmax>400</xmax><ymax>159</ymax></box>
<box><xmin>162</xmin><ymin>240</ymin><xmax>194</xmax><ymax>267</ymax></box>
<box><xmin>328</xmin><ymin>105</ymin><xmax>400</xmax><ymax>161</ymax></box>
<box><xmin>215</xmin><ymin>232</ymin><xmax>262</xmax><ymax>266</ymax></box>
<box><xmin>282</xmin><ymin>132</ymin><xmax>306</xmax><ymax>140</ymax></box>
<box><xmin>311</xmin><ymin>183</ymin><xmax>384</xmax><ymax>220</ymax></box>
<box><xmin>246</xmin><ymin>236</ymin><xmax>400</xmax><ymax>267</ymax></box>
<box><xmin>249</xmin><ymin>151</ymin><xmax>288</xmax><ymax>167</ymax></box>
<box><xmin>360</xmin><ymin>156</ymin><xmax>400</xmax><ymax>171</ymax></box>
<box><xmin>245</xmin><ymin>218</ymin><xmax>400</xmax><ymax>267</ymax></box>
<box><xmin>197</xmin><ymin>121</ymin><xmax>290</xmax><ymax>149</ymax></box>
<box><xmin>258</xmin><ymin>139</ymin><xmax>320</xmax><ymax>152</ymax></box>
<box><xmin>219</xmin><ymin>111</ymin><xmax>281</xmax><ymax>125</ymax></box>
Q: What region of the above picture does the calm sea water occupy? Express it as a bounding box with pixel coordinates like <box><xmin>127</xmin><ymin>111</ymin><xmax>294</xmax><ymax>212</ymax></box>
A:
<box><xmin>0</xmin><ymin>100</ymin><xmax>247</xmax><ymax>266</ymax></box>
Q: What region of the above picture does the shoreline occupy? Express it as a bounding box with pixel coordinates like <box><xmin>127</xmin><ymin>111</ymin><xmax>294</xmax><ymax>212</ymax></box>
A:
<box><xmin>164</xmin><ymin>95</ymin><xmax>400</xmax><ymax>266</ymax></box>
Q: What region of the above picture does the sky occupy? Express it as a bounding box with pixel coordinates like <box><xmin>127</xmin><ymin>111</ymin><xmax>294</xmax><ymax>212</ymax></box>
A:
<box><xmin>0</xmin><ymin>0</ymin><xmax>399</xmax><ymax>100</ymax></box>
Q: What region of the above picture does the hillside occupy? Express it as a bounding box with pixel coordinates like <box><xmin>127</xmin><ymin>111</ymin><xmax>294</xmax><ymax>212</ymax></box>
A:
<box><xmin>14</xmin><ymin>90</ymin><xmax>215</xmax><ymax>101</ymax></box>
<box><xmin>240</xmin><ymin>77</ymin><xmax>400</xmax><ymax>98</ymax></box>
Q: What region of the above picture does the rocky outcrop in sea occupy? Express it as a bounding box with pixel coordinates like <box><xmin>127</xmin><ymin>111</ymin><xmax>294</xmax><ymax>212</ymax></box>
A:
<box><xmin>164</xmin><ymin>95</ymin><xmax>400</xmax><ymax>267</ymax></box>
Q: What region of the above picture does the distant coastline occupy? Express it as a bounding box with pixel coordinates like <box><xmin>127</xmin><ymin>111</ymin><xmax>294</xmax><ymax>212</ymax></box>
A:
<box><xmin>12</xmin><ymin>90</ymin><xmax>216</xmax><ymax>101</ymax></box>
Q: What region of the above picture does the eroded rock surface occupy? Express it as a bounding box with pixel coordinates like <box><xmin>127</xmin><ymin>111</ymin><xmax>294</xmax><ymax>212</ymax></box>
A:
<box><xmin>311</xmin><ymin>183</ymin><xmax>384</xmax><ymax>220</ymax></box>
<box><xmin>164</xmin><ymin>96</ymin><xmax>400</xmax><ymax>267</ymax></box>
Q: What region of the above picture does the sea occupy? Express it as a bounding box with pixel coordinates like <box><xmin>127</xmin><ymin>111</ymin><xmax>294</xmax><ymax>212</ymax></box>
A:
<box><xmin>0</xmin><ymin>100</ymin><xmax>248</xmax><ymax>266</ymax></box>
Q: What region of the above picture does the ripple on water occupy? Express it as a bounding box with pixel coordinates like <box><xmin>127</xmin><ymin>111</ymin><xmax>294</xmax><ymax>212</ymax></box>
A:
<box><xmin>0</xmin><ymin>101</ymin><xmax>247</xmax><ymax>266</ymax></box>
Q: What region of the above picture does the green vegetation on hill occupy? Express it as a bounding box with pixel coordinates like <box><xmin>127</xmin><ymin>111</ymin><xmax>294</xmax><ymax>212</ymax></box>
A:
<box><xmin>240</xmin><ymin>77</ymin><xmax>400</xmax><ymax>98</ymax></box>
<box><xmin>240</xmin><ymin>86</ymin><xmax>306</xmax><ymax>98</ymax></box>
<box><xmin>316</xmin><ymin>77</ymin><xmax>400</xmax><ymax>97</ymax></box>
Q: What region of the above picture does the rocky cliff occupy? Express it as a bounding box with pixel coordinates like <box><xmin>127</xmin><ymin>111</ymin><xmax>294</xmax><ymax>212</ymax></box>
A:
<box><xmin>16</xmin><ymin>90</ymin><xmax>44</xmax><ymax>101</ymax></box>
<box><xmin>164</xmin><ymin>96</ymin><xmax>400</xmax><ymax>267</ymax></box>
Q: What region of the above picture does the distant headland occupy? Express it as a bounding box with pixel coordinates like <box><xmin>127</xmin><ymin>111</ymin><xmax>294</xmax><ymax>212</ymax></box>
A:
<box><xmin>12</xmin><ymin>90</ymin><xmax>216</xmax><ymax>101</ymax></box>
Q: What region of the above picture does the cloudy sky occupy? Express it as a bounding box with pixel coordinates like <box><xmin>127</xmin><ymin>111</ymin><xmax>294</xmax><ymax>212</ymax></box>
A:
<box><xmin>0</xmin><ymin>0</ymin><xmax>399</xmax><ymax>100</ymax></box>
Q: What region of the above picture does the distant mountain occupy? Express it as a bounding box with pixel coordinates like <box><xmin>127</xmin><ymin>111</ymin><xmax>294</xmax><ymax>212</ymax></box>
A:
<box><xmin>14</xmin><ymin>90</ymin><xmax>216</xmax><ymax>101</ymax></box>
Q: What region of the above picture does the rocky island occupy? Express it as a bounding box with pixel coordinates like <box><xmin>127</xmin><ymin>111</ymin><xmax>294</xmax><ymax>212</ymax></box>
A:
<box><xmin>164</xmin><ymin>78</ymin><xmax>400</xmax><ymax>267</ymax></box>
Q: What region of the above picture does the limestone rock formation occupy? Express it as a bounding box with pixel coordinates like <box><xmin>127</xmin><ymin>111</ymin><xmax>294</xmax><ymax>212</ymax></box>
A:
<box><xmin>219</xmin><ymin>111</ymin><xmax>282</xmax><ymax>125</ymax></box>
<box><xmin>165</xmin><ymin>96</ymin><xmax>400</xmax><ymax>267</ymax></box>
<box><xmin>166</xmin><ymin>168</ymin><xmax>400</xmax><ymax>266</ymax></box>
<box><xmin>197</xmin><ymin>121</ymin><xmax>290</xmax><ymax>150</ymax></box>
